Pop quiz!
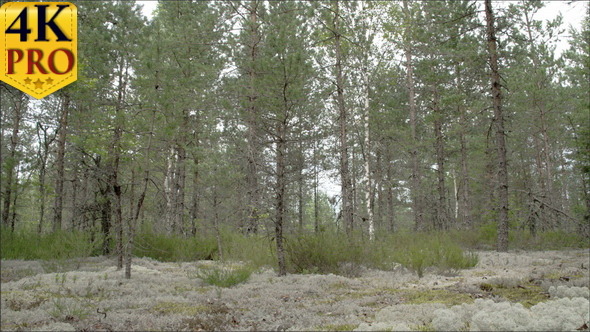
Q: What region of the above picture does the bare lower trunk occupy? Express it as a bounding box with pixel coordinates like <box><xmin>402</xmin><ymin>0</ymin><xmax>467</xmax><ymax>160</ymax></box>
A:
<box><xmin>245</xmin><ymin>0</ymin><xmax>262</xmax><ymax>234</ymax></box>
<box><xmin>403</xmin><ymin>0</ymin><xmax>423</xmax><ymax>231</ymax></box>
<box><xmin>2</xmin><ymin>95</ymin><xmax>23</xmax><ymax>230</ymax></box>
<box><xmin>433</xmin><ymin>90</ymin><xmax>449</xmax><ymax>230</ymax></box>
<box><xmin>485</xmin><ymin>0</ymin><xmax>510</xmax><ymax>252</ymax></box>
<box><xmin>313</xmin><ymin>140</ymin><xmax>320</xmax><ymax>233</ymax></box>
<box><xmin>333</xmin><ymin>0</ymin><xmax>353</xmax><ymax>236</ymax></box>
<box><xmin>362</xmin><ymin>57</ymin><xmax>374</xmax><ymax>240</ymax></box>
<box><xmin>275</xmin><ymin>126</ymin><xmax>287</xmax><ymax>276</ymax></box>
<box><xmin>458</xmin><ymin>105</ymin><xmax>471</xmax><ymax>228</ymax></box>
<box><xmin>53</xmin><ymin>94</ymin><xmax>70</xmax><ymax>232</ymax></box>
<box><xmin>125</xmin><ymin>110</ymin><xmax>155</xmax><ymax>279</ymax></box>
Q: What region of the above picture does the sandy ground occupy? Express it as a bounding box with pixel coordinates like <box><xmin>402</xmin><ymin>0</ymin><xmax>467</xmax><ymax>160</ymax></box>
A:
<box><xmin>1</xmin><ymin>249</ymin><xmax>589</xmax><ymax>331</ymax></box>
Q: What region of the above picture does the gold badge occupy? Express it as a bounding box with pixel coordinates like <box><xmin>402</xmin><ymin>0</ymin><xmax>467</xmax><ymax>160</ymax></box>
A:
<box><xmin>1</xmin><ymin>2</ymin><xmax>77</xmax><ymax>99</ymax></box>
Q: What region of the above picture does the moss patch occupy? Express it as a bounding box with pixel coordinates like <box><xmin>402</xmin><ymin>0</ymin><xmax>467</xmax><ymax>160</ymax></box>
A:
<box><xmin>398</xmin><ymin>289</ymin><xmax>473</xmax><ymax>306</ymax></box>
<box><xmin>490</xmin><ymin>284</ymin><xmax>549</xmax><ymax>308</ymax></box>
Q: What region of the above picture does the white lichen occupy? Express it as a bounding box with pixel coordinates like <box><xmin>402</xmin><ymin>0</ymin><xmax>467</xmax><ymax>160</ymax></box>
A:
<box><xmin>549</xmin><ymin>285</ymin><xmax>590</xmax><ymax>299</ymax></box>
<box><xmin>430</xmin><ymin>296</ymin><xmax>590</xmax><ymax>331</ymax></box>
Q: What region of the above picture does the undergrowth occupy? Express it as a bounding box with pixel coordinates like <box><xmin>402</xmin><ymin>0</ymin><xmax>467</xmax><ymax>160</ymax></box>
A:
<box><xmin>196</xmin><ymin>264</ymin><xmax>254</xmax><ymax>288</ymax></box>
<box><xmin>0</xmin><ymin>227</ymin><xmax>98</xmax><ymax>260</ymax></box>
<box><xmin>2</xmin><ymin>224</ymin><xmax>586</xmax><ymax>278</ymax></box>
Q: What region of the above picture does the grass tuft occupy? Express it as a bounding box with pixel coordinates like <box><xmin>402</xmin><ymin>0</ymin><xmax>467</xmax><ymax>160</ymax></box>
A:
<box><xmin>195</xmin><ymin>264</ymin><xmax>253</xmax><ymax>288</ymax></box>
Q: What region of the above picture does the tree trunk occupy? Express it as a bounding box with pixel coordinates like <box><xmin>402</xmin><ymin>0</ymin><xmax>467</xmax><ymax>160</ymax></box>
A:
<box><xmin>524</xmin><ymin>10</ymin><xmax>556</xmax><ymax>230</ymax></box>
<box><xmin>458</xmin><ymin>104</ymin><xmax>471</xmax><ymax>228</ymax></box>
<box><xmin>275</xmin><ymin>123</ymin><xmax>287</xmax><ymax>276</ymax></box>
<box><xmin>297</xmin><ymin>135</ymin><xmax>305</xmax><ymax>232</ymax></box>
<box><xmin>245</xmin><ymin>0</ymin><xmax>262</xmax><ymax>234</ymax></box>
<box><xmin>362</xmin><ymin>54</ymin><xmax>374</xmax><ymax>240</ymax></box>
<box><xmin>190</xmin><ymin>158</ymin><xmax>200</xmax><ymax>237</ymax></box>
<box><xmin>53</xmin><ymin>93</ymin><xmax>70</xmax><ymax>232</ymax></box>
<box><xmin>313</xmin><ymin>140</ymin><xmax>320</xmax><ymax>233</ymax></box>
<box><xmin>125</xmin><ymin>109</ymin><xmax>155</xmax><ymax>279</ymax></box>
<box><xmin>110</xmin><ymin>63</ymin><xmax>127</xmax><ymax>269</ymax></box>
<box><xmin>332</xmin><ymin>0</ymin><xmax>353</xmax><ymax>236</ymax></box>
<box><xmin>2</xmin><ymin>94</ymin><xmax>23</xmax><ymax>230</ymax></box>
<box><xmin>403</xmin><ymin>0</ymin><xmax>424</xmax><ymax>231</ymax></box>
<box><xmin>485</xmin><ymin>0</ymin><xmax>510</xmax><ymax>252</ymax></box>
<box><xmin>433</xmin><ymin>89</ymin><xmax>449</xmax><ymax>230</ymax></box>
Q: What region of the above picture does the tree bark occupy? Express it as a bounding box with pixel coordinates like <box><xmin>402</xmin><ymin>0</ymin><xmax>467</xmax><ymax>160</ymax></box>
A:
<box><xmin>362</xmin><ymin>49</ymin><xmax>374</xmax><ymax>240</ymax></box>
<box><xmin>485</xmin><ymin>0</ymin><xmax>510</xmax><ymax>252</ymax></box>
<box><xmin>52</xmin><ymin>93</ymin><xmax>70</xmax><ymax>232</ymax></box>
<box><xmin>403</xmin><ymin>0</ymin><xmax>424</xmax><ymax>231</ymax></box>
<box><xmin>2</xmin><ymin>94</ymin><xmax>23</xmax><ymax>230</ymax></box>
<box><xmin>433</xmin><ymin>89</ymin><xmax>449</xmax><ymax>230</ymax></box>
<box><xmin>332</xmin><ymin>0</ymin><xmax>354</xmax><ymax>236</ymax></box>
<box><xmin>458</xmin><ymin>104</ymin><xmax>471</xmax><ymax>228</ymax></box>
<box><xmin>36</xmin><ymin>123</ymin><xmax>55</xmax><ymax>233</ymax></box>
<box><xmin>275</xmin><ymin>121</ymin><xmax>287</xmax><ymax>276</ymax></box>
<box><xmin>245</xmin><ymin>0</ymin><xmax>262</xmax><ymax>234</ymax></box>
<box><xmin>125</xmin><ymin>109</ymin><xmax>155</xmax><ymax>279</ymax></box>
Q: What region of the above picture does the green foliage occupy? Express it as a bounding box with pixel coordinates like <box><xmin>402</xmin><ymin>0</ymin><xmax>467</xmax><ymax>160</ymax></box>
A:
<box><xmin>378</xmin><ymin>232</ymin><xmax>479</xmax><ymax>278</ymax></box>
<box><xmin>285</xmin><ymin>231</ymin><xmax>478</xmax><ymax>278</ymax></box>
<box><xmin>133</xmin><ymin>229</ymin><xmax>217</xmax><ymax>262</ymax></box>
<box><xmin>0</xmin><ymin>227</ymin><xmax>98</xmax><ymax>260</ymax></box>
<box><xmin>221</xmin><ymin>229</ymin><xmax>276</xmax><ymax>269</ymax></box>
<box><xmin>508</xmin><ymin>230</ymin><xmax>588</xmax><ymax>250</ymax></box>
<box><xmin>195</xmin><ymin>264</ymin><xmax>253</xmax><ymax>288</ymax></box>
<box><xmin>285</xmin><ymin>232</ymin><xmax>364</xmax><ymax>276</ymax></box>
<box><xmin>48</xmin><ymin>298</ymin><xmax>91</xmax><ymax>321</ymax></box>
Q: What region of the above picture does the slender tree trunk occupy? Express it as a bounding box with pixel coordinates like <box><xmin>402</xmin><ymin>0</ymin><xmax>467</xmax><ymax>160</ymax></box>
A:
<box><xmin>386</xmin><ymin>159</ymin><xmax>395</xmax><ymax>232</ymax></box>
<box><xmin>313</xmin><ymin>140</ymin><xmax>320</xmax><ymax>233</ymax></box>
<box><xmin>125</xmin><ymin>110</ymin><xmax>155</xmax><ymax>279</ymax></box>
<box><xmin>403</xmin><ymin>0</ymin><xmax>424</xmax><ymax>231</ymax></box>
<box><xmin>275</xmin><ymin>122</ymin><xmax>287</xmax><ymax>276</ymax></box>
<box><xmin>245</xmin><ymin>0</ymin><xmax>262</xmax><ymax>234</ymax></box>
<box><xmin>110</xmin><ymin>63</ymin><xmax>127</xmax><ymax>269</ymax></box>
<box><xmin>297</xmin><ymin>136</ymin><xmax>304</xmax><ymax>232</ymax></box>
<box><xmin>10</xmin><ymin>173</ymin><xmax>18</xmax><ymax>231</ymax></box>
<box><xmin>433</xmin><ymin>89</ymin><xmax>449</xmax><ymax>230</ymax></box>
<box><xmin>164</xmin><ymin>147</ymin><xmax>176</xmax><ymax>233</ymax></box>
<box><xmin>212</xmin><ymin>182</ymin><xmax>223</xmax><ymax>261</ymax></box>
<box><xmin>332</xmin><ymin>0</ymin><xmax>353</xmax><ymax>236</ymax></box>
<box><xmin>176</xmin><ymin>141</ymin><xmax>186</xmax><ymax>235</ymax></box>
<box><xmin>362</xmin><ymin>55</ymin><xmax>374</xmax><ymax>240</ymax></box>
<box><xmin>524</xmin><ymin>10</ymin><xmax>556</xmax><ymax>230</ymax></box>
<box><xmin>458</xmin><ymin>104</ymin><xmax>471</xmax><ymax>228</ymax></box>
<box><xmin>2</xmin><ymin>95</ymin><xmax>22</xmax><ymax>229</ymax></box>
<box><xmin>36</xmin><ymin>123</ymin><xmax>55</xmax><ymax>233</ymax></box>
<box><xmin>190</xmin><ymin>158</ymin><xmax>200</xmax><ymax>237</ymax></box>
<box><xmin>485</xmin><ymin>0</ymin><xmax>510</xmax><ymax>252</ymax></box>
<box><xmin>53</xmin><ymin>94</ymin><xmax>70</xmax><ymax>232</ymax></box>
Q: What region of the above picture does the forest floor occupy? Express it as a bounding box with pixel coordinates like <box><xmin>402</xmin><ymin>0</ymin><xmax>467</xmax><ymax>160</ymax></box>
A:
<box><xmin>1</xmin><ymin>249</ymin><xmax>589</xmax><ymax>331</ymax></box>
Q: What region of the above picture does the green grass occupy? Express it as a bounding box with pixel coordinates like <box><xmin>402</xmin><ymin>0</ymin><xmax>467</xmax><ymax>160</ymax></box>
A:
<box><xmin>1</xmin><ymin>227</ymin><xmax>98</xmax><ymax>260</ymax></box>
<box><xmin>195</xmin><ymin>264</ymin><xmax>254</xmax><ymax>288</ymax></box>
<box><xmin>133</xmin><ymin>230</ymin><xmax>218</xmax><ymax>262</ymax></box>
<box><xmin>450</xmin><ymin>223</ymin><xmax>589</xmax><ymax>250</ymax></box>
<box><xmin>2</xmin><ymin>223</ymin><xmax>586</xmax><ymax>280</ymax></box>
<box><xmin>284</xmin><ymin>231</ymin><xmax>478</xmax><ymax>277</ymax></box>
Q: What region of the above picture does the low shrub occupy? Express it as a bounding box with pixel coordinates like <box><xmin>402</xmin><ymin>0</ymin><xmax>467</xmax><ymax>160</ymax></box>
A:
<box><xmin>196</xmin><ymin>264</ymin><xmax>253</xmax><ymax>288</ymax></box>
<box><xmin>133</xmin><ymin>231</ymin><xmax>217</xmax><ymax>262</ymax></box>
<box><xmin>285</xmin><ymin>232</ymin><xmax>364</xmax><ymax>276</ymax></box>
<box><xmin>383</xmin><ymin>232</ymin><xmax>479</xmax><ymax>277</ymax></box>
<box><xmin>1</xmin><ymin>227</ymin><xmax>98</xmax><ymax>260</ymax></box>
<box><xmin>221</xmin><ymin>229</ymin><xmax>276</xmax><ymax>269</ymax></box>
